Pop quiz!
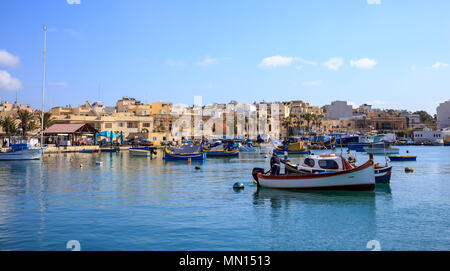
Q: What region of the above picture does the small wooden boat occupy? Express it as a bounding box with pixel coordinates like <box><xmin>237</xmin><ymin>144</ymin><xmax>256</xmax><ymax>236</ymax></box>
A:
<box><xmin>203</xmin><ymin>144</ymin><xmax>239</xmax><ymax>157</ymax></box>
<box><xmin>284</xmin><ymin>153</ymin><xmax>392</xmax><ymax>184</ymax></box>
<box><xmin>388</xmin><ymin>155</ymin><xmax>417</xmax><ymax>161</ymax></box>
<box><xmin>163</xmin><ymin>145</ymin><xmax>206</xmax><ymax>160</ymax></box>
<box><xmin>138</xmin><ymin>139</ymin><xmax>154</xmax><ymax>146</ymax></box>
<box><xmin>273</xmin><ymin>141</ymin><xmax>311</xmax><ymax>155</ymax></box>
<box><xmin>252</xmin><ymin>155</ymin><xmax>375</xmax><ymax>191</ymax></box>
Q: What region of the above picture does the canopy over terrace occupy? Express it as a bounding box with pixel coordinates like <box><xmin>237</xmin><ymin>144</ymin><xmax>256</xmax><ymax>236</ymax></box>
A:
<box><xmin>43</xmin><ymin>123</ymin><xmax>98</xmax><ymax>146</ymax></box>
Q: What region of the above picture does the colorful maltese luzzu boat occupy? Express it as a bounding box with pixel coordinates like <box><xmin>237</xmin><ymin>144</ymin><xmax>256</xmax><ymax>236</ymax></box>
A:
<box><xmin>203</xmin><ymin>143</ymin><xmax>239</xmax><ymax>157</ymax></box>
<box><xmin>283</xmin><ymin>153</ymin><xmax>392</xmax><ymax>184</ymax></box>
<box><xmin>273</xmin><ymin>141</ymin><xmax>311</xmax><ymax>155</ymax></box>
<box><xmin>163</xmin><ymin>145</ymin><xmax>206</xmax><ymax>160</ymax></box>
<box><xmin>252</xmin><ymin>154</ymin><xmax>376</xmax><ymax>191</ymax></box>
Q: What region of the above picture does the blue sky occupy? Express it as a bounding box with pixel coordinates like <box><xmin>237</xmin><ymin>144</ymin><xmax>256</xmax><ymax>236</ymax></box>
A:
<box><xmin>0</xmin><ymin>0</ymin><xmax>449</xmax><ymax>115</ymax></box>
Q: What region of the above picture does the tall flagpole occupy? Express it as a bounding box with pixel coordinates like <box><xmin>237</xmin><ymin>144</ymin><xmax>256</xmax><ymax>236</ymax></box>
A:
<box><xmin>41</xmin><ymin>25</ymin><xmax>47</xmax><ymax>149</ymax></box>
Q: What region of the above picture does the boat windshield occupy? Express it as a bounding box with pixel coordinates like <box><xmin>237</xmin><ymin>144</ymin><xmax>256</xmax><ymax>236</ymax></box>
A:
<box><xmin>318</xmin><ymin>159</ymin><xmax>339</xmax><ymax>169</ymax></box>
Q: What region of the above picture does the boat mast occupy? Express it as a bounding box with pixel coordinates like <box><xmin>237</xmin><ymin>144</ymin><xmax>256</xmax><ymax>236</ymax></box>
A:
<box><xmin>41</xmin><ymin>25</ymin><xmax>47</xmax><ymax>150</ymax></box>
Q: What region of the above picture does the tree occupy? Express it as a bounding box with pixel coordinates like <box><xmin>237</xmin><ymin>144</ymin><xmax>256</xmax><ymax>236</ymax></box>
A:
<box><xmin>43</xmin><ymin>112</ymin><xmax>55</xmax><ymax>130</ymax></box>
<box><xmin>303</xmin><ymin>113</ymin><xmax>314</xmax><ymax>132</ymax></box>
<box><xmin>414</xmin><ymin>110</ymin><xmax>435</xmax><ymax>124</ymax></box>
<box><xmin>17</xmin><ymin>110</ymin><xmax>37</xmax><ymax>136</ymax></box>
<box><xmin>0</xmin><ymin>116</ymin><xmax>18</xmax><ymax>136</ymax></box>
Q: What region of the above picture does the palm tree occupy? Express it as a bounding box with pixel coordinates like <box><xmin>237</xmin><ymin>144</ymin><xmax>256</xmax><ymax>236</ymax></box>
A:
<box><xmin>43</xmin><ymin>112</ymin><xmax>55</xmax><ymax>130</ymax></box>
<box><xmin>17</xmin><ymin>110</ymin><xmax>37</xmax><ymax>136</ymax></box>
<box><xmin>0</xmin><ymin>116</ymin><xmax>18</xmax><ymax>136</ymax></box>
<box><xmin>303</xmin><ymin>113</ymin><xmax>314</xmax><ymax>132</ymax></box>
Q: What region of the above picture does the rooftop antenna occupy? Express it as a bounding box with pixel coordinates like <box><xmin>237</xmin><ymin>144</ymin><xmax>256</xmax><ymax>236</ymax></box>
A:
<box><xmin>40</xmin><ymin>25</ymin><xmax>47</xmax><ymax>150</ymax></box>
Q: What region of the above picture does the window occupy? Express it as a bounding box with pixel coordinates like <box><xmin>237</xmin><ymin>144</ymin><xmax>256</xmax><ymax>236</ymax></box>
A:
<box><xmin>127</xmin><ymin>122</ymin><xmax>133</xmax><ymax>128</ymax></box>
<box><xmin>105</xmin><ymin>123</ymin><xmax>112</xmax><ymax>128</ymax></box>
<box><xmin>118</xmin><ymin>122</ymin><xmax>124</xmax><ymax>127</ymax></box>
<box><xmin>304</xmin><ymin>158</ymin><xmax>315</xmax><ymax>167</ymax></box>
<box><xmin>318</xmin><ymin>159</ymin><xmax>339</xmax><ymax>169</ymax></box>
<box><xmin>153</xmin><ymin>137</ymin><xmax>157</xmax><ymax>141</ymax></box>
<box><xmin>143</xmin><ymin>123</ymin><xmax>150</xmax><ymax>127</ymax></box>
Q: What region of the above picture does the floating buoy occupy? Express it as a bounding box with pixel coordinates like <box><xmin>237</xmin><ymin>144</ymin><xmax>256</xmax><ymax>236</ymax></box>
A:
<box><xmin>405</xmin><ymin>167</ymin><xmax>414</xmax><ymax>173</ymax></box>
<box><xmin>96</xmin><ymin>161</ymin><xmax>103</xmax><ymax>165</ymax></box>
<box><xmin>264</xmin><ymin>155</ymin><xmax>268</xmax><ymax>158</ymax></box>
<box><xmin>195</xmin><ymin>166</ymin><xmax>201</xmax><ymax>170</ymax></box>
<box><xmin>233</xmin><ymin>182</ymin><xmax>244</xmax><ymax>189</ymax></box>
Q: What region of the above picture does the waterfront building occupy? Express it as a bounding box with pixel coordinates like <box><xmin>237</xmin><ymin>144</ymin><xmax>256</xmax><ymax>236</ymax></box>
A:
<box><xmin>437</xmin><ymin>100</ymin><xmax>450</xmax><ymax>129</ymax></box>
<box><xmin>323</xmin><ymin>101</ymin><xmax>353</xmax><ymax>120</ymax></box>
<box><xmin>43</xmin><ymin>123</ymin><xmax>98</xmax><ymax>146</ymax></box>
<box><xmin>413</xmin><ymin>128</ymin><xmax>444</xmax><ymax>144</ymax></box>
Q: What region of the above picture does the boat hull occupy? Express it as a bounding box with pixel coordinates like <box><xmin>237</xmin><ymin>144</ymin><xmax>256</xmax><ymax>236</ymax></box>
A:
<box><xmin>363</xmin><ymin>147</ymin><xmax>399</xmax><ymax>155</ymax></box>
<box><xmin>129</xmin><ymin>149</ymin><xmax>152</xmax><ymax>156</ymax></box>
<box><xmin>285</xmin><ymin>161</ymin><xmax>390</xmax><ymax>185</ymax></box>
<box><xmin>205</xmin><ymin>150</ymin><xmax>239</xmax><ymax>157</ymax></box>
<box><xmin>388</xmin><ymin>156</ymin><xmax>417</xmax><ymax>161</ymax></box>
<box><xmin>163</xmin><ymin>150</ymin><xmax>206</xmax><ymax>160</ymax></box>
<box><xmin>374</xmin><ymin>166</ymin><xmax>392</xmax><ymax>184</ymax></box>
<box><xmin>257</xmin><ymin>160</ymin><xmax>375</xmax><ymax>190</ymax></box>
<box><xmin>0</xmin><ymin>148</ymin><xmax>44</xmax><ymax>160</ymax></box>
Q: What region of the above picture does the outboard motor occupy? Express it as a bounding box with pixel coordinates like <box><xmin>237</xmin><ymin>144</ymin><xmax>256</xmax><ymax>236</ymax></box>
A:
<box><xmin>252</xmin><ymin>168</ymin><xmax>265</xmax><ymax>186</ymax></box>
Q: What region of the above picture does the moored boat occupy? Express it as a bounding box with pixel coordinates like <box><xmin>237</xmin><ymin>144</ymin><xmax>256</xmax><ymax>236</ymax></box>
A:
<box><xmin>203</xmin><ymin>143</ymin><xmax>239</xmax><ymax>157</ymax></box>
<box><xmin>363</xmin><ymin>143</ymin><xmax>399</xmax><ymax>155</ymax></box>
<box><xmin>129</xmin><ymin>147</ymin><xmax>156</xmax><ymax>157</ymax></box>
<box><xmin>163</xmin><ymin>145</ymin><xmax>206</xmax><ymax>160</ymax></box>
<box><xmin>0</xmin><ymin>144</ymin><xmax>46</xmax><ymax>161</ymax></box>
<box><xmin>284</xmin><ymin>153</ymin><xmax>392</xmax><ymax>184</ymax></box>
<box><xmin>273</xmin><ymin>141</ymin><xmax>311</xmax><ymax>155</ymax></box>
<box><xmin>252</xmin><ymin>154</ymin><xmax>375</xmax><ymax>191</ymax></box>
<box><xmin>388</xmin><ymin>155</ymin><xmax>417</xmax><ymax>161</ymax></box>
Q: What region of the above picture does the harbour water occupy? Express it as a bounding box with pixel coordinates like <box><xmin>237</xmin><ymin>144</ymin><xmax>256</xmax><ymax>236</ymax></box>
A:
<box><xmin>0</xmin><ymin>146</ymin><xmax>449</xmax><ymax>250</ymax></box>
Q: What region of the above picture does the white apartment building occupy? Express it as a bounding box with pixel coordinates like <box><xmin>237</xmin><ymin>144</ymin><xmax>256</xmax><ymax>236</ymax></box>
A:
<box><xmin>437</xmin><ymin>100</ymin><xmax>450</xmax><ymax>129</ymax></box>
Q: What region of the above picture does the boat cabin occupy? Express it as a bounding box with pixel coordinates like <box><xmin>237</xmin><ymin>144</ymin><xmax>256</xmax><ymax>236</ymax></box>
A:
<box><xmin>298</xmin><ymin>154</ymin><xmax>354</xmax><ymax>173</ymax></box>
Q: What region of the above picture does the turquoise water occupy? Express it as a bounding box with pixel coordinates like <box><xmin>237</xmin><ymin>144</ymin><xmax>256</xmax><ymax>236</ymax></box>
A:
<box><xmin>0</xmin><ymin>146</ymin><xmax>449</xmax><ymax>251</ymax></box>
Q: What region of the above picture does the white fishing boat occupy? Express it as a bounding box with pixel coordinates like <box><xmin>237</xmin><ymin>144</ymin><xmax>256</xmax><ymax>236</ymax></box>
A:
<box><xmin>0</xmin><ymin>144</ymin><xmax>45</xmax><ymax>160</ymax></box>
<box><xmin>363</xmin><ymin>143</ymin><xmax>399</xmax><ymax>155</ymax></box>
<box><xmin>252</xmin><ymin>155</ymin><xmax>375</xmax><ymax>191</ymax></box>
<box><xmin>284</xmin><ymin>153</ymin><xmax>392</xmax><ymax>184</ymax></box>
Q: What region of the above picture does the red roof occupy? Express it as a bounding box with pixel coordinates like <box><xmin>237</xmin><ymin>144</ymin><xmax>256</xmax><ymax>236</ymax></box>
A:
<box><xmin>44</xmin><ymin>123</ymin><xmax>95</xmax><ymax>134</ymax></box>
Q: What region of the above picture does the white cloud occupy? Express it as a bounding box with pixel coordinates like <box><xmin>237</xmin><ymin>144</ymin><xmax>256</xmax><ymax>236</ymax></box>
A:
<box><xmin>367</xmin><ymin>0</ymin><xmax>381</xmax><ymax>4</ymax></box>
<box><xmin>196</xmin><ymin>56</ymin><xmax>218</xmax><ymax>66</ymax></box>
<box><xmin>259</xmin><ymin>55</ymin><xmax>317</xmax><ymax>68</ymax></box>
<box><xmin>323</xmin><ymin>57</ymin><xmax>343</xmax><ymax>70</ymax></box>
<box><xmin>48</xmin><ymin>82</ymin><xmax>68</xmax><ymax>87</ymax></box>
<box><xmin>259</xmin><ymin>55</ymin><xmax>295</xmax><ymax>67</ymax></box>
<box><xmin>297</xmin><ymin>58</ymin><xmax>318</xmax><ymax>66</ymax></box>
<box><xmin>0</xmin><ymin>50</ymin><xmax>20</xmax><ymax>68</ymax></box>
<box><xmin>431</xmin><ymin>62</ymin><xmax>448</xmax><ymax>69</ymax></box>
<box><xmin>295</xmin><ymin>65</ymin><xmax>303</xmax><ymax>71</ymax></box>
<box><xmin>67</xmin><ymin>0</ymin><xmax>81</xmax><ymax>4</ymax></box>
<box><xmin>301</xmin><ymin>80</ymin><xmax>322</xmax><ymax>86</ymax></box>
<box><xmin>350</xmin><ymin>58</ymin><xmax>377</xmax><ymax>69</ymax></box>
<box><xmin>166</xmin><ymin>59</ymin><xmax>184</xmax><ymax>67</ymax></box>
<box><xmin>0</xmin><ymin>70</ymin><xmax>22</xmax><ymax>91</ymax></box>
